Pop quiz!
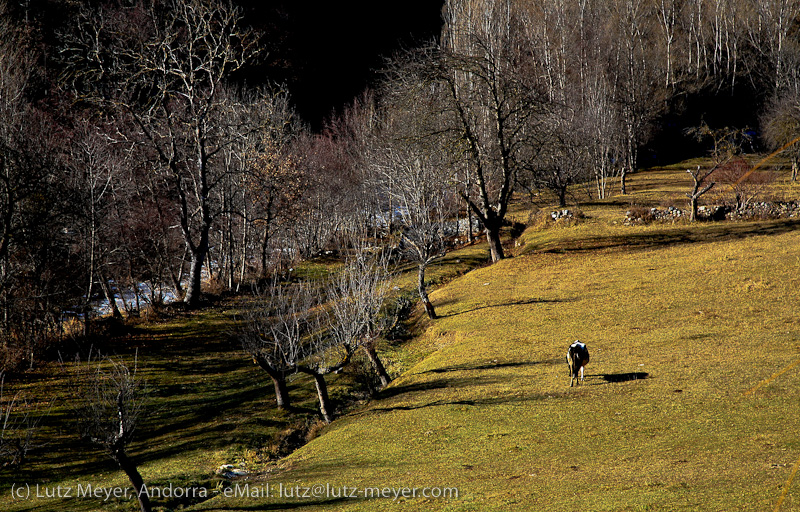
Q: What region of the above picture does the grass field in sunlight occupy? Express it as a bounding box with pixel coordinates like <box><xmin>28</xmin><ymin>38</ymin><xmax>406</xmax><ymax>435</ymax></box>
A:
<box><xmin>4</xmin><ymin>159</ymin><xmax>800</xmax><ymax>511</ymax></box>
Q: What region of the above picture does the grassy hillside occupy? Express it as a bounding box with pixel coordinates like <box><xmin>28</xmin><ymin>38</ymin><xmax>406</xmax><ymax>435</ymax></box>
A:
<box><xmin>3</xmin><ymin>160</ymin><xmax>800</xmax><ymax>511</ymax></box>
<box><xmin>193</xmin><ymin>162</ymin><xmax>800</xmax><ymax>511</ymax></box>
<box><xmin>192</xmin><ymin>225</ymin><xmax>800</xmax><ymax>511</ymax></box>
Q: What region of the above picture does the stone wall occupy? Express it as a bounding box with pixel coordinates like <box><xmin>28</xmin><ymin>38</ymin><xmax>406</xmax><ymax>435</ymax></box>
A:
<box><xmin>624</xmin><ymin>201</ymin><xmax>800</xmax><ymax>225</ymax></box>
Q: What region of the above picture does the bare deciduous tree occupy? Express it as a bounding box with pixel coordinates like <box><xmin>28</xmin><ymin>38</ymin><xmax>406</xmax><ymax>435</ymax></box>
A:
<box><xmin>685</xmin><ymin>122</ymin><xmax>752</xmax><ymax>221</ymax></box>
<box><xmin>609</xmin><ymin>0</ymin><xmax>662</xmax><ymax>194</ymax></box>
<box><xmin>367</xmin><ymin>96</ymin><xmax>456</xmax><ymax>318</ymax></box>
<box><xmin>686</xmin><ymin>164</ymin><xmax>717</xmax><ymax>222</ymax></box>
<box><xmin>211</xmin><ymin>86</ymin><xmax>299</xmax><ymax>288</ymax></box>
<box><xmin>61</xmin><ymin>0</ymin><xmax>261</xmax><ymax>307</ymax></box>
<box><xmin>747</xmin><ymin>0</ymin><xmax>800</xmax><ymax>92</ymax></box>
<box><xmin>713</xmin><ymin>157</ymin><xmax>776</xmax><ymax>212</ymax></box>
<box><xmin>762</xmin><ymin>92</ymin><xmax>800</xmax><ymax>181</ymax></box>
<box><xmin>0</xmin><ymin>374</ymin><xmax>45</xmax><ymax>471</ymax></box>
<box><xmin>403</xmin><ymin>0</ymin><xmax>551</xmax><ymax>263</ymax></box>
<box><xmin>63</xmin><ymin>118</ymin><xmax>127</xmax><ymax>323</ymax></box>
<box><xmin>687</xmin><ymin>122</ymin><xmax>753</xmax><ymax>165</ymax></box>
<box><xmin>236</xmin><ymin>244</ymin><xmax>393</xmax><ymax>421</ymax></box>
<box><xmin>297</xmin><ymin>308</ymin><xmax>356</xmax><ymax>424</ymax></box>
<box><xmin>325</xmin><ymin>251</ymin><xmax>393</xmax><ymax>388</ymax></box>
<box><xmin>235</xmin><ymin>279</ymin><xmax>312</xmax><ymax>410</ymax></box>
<box><xmin>66</xmin><ymin>352</ymin><xmax>151</xmax><ymax>512</ymax></box>
<box><xmin>1</xmin><ymin>3</ymin><xmax>77</xmax><ymax>368</ymax></box>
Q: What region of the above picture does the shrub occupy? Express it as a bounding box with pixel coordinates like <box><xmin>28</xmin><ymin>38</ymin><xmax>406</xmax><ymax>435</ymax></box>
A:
<box><xmin>625</xmin><ymin>206</ymin><xmax>655</xmax><ymax>224</ymax></box>
<box><xmin>714</xmin><ymin>157</ymin><xmax>777</xmax><ymax>211</ymax></box>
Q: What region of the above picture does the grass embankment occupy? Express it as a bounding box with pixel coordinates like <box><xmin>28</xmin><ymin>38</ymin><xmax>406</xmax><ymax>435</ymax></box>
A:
<box><xmin>4</xmin><ymin>160</ymin><xmax>800</xmax><ymax>511</ymax></box>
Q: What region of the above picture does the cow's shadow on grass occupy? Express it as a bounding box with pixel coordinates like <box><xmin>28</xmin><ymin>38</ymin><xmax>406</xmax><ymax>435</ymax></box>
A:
<box><xmin>589</xmin><ymin>372</ymin><xmax>650</xmax><ymax>384</ymax></box>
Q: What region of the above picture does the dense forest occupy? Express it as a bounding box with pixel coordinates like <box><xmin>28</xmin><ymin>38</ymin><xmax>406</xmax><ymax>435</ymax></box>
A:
<box><xmin>2</xmin><ymin>0</ymin><xmax>800</xmax><ymax>375</ymax></box>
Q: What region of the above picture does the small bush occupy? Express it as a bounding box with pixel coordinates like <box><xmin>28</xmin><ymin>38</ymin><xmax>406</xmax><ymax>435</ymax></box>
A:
<box><xmin>625</xmin><ymin>206</ymin><xmax>656</xmax><ymax>224</ymax></box>
<box><xmin>346</xmin><ymin>354</ymin><xmax>384</xmax><ymax>399</ymax></box>
<box><xmin>527</xmin><ymin>208</ymin><xmax>549</xmax><ymax>228</ymax></box>
<box><xmin>203</xmin><ymin>276</ymin><xmax>229</xmax><ymax>297</ymax></box>
<box><xmin>509</xmin><ymin>220</ymin><xmax>527</xmax><ymax>238</ymax></box>
<box><xmin>260</xmin><ymin>417</ymin><xmax>319</xmax><ymax>460</ymax></box>
<box><xmin>305</xmin><ymin>418</ymin><xmax>328</xmax><ymax>443</ymax></box>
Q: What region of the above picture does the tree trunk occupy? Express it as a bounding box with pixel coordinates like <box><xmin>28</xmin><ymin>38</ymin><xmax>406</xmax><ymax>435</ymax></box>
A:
<box><xmin>237</xmin><ymin>214</ymin><xmax>248</xmax><ymax>293</ymax></box>
<box><xmin>364</xmin><ymin>344</ymin><xmax>391</xmax><ymax>388</ymax></box>
<box><xmin>174</xmin><ymin>247</ymin><xmax>187</xmax><ymax>300</ymax></box>
<box><xmin>183</xmin><ymin>245</ymin><xmax>206</xmax><ymax>308</ymax></box>
<box><xmin>418</xmin><ymin>263</ymin><xmax>436</xmax><ymax>319</ymax></box>
<box><xmin>166</xmin><ymin>263</ymin><xmax>183</xmax><ymax>303</ymax></box>
<box><xmin>467</xmin><ymin>206</ymin><xmax>474</xmax><ymax>243</ymax></box>
<box><xmin>224</xmin><ymin>187</ymin><xmax>235</xmax><ymax>291</ymax></box>
<box><xmin>311</xmin><ymin>373</ymin><xmax>333</xmax><ymax>424</ymax></box>
<box><xmin>690</xmin><ymin>196</ymin><xmax>699</xmax><ymax>222</ymax></box>
<box><xmin>113</xmin><ymin>449</ymin><xmax>151</xmax><ymax>512</ymax></box>
<box><xmin>595</xmin><ymin>170</ymin><xmax>605</xmax><ymax>200</ymax></box>
<box><xmin>270</xmin><ymin>373</ymin><xmax>291</xmax><ymax>410</ymax></box>
<box><xmin>485</xmin><ymin>225</ymin><xmax>504</xmax><ymax>263</ymax></box>
<box><xmin>99</xmin><ymin>272</ymin><xmax>122</xmax><ymax>319</ymax></box>
<box><xmin>557</xmin><ymin>185</ymin><xmax>567</xmax><ymax>207</ymax></box>
<box><xmin>253</xmin><ymin>356</ymin><xmax>292</xmax><ymax>409</ymax></box>
<box><xmin>620</xmin><ymin>167</ymin><xmax>628</xmax><ymax>195</ymax></box>
<box><xmin>260</xmin><ymin>224</ymin><xmax>270</xmax><ymax>279</ymax></box>
<box><xmin>85</xmin><ymin>221</ymin><xmax>97</xmax><ymax>330</ymax></box>
<box><xmin>179</xmin><ymin>140</ymin><xmax>211</xmax><ymax>308</ymax></box>
<box><xmin>687</xmin><ymin>167</ymin><xmax>714</xmax><ymax>223</ymax></box>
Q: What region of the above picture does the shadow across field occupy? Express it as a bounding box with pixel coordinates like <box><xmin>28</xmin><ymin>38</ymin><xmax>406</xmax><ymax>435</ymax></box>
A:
<box><xmin>376</xmin><ymin>375</ymin><xmax>503</xmax><ymax>401</ymax></box>
<box><xmin>368</xmin><ymin>393</ymin><xmax>551</xmax><ymax>414</ymax></box>
<box><xmin>416</xmin><ymin>359</ymin><xmax>557</xmax><ymax>375</ymax></box>
<box><xmin>529</xmin><ymin>218</ymin><xmax>800</xmax><ymax>255</ymax></box>
<box><xmin>440</xmin><ymin>297</ymin><xmax>573</xmax><ymax>318</ymax></box>
<box><xmin>371</xmin><ymin>359</ymin><xmax>566</xmax><ymax>414</ymax></box>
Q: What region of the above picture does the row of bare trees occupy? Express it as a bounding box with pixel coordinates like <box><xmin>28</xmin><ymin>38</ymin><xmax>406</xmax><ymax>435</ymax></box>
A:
<box><xmin>1</xmin><ymin>0</ymin><xmax>88</xmax><ymax>369</ymax></box>
<box><xmin>236</xmin><ymin>249</ymin><xmax>393</xmax><ymax>423</ymax></box>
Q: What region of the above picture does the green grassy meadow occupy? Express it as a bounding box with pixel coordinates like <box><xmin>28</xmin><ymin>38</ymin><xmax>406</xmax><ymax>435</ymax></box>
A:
<box><xmin>3</xmin><ymin>161</ymin><xmax>800</xmax><ymax>511</ymax></box>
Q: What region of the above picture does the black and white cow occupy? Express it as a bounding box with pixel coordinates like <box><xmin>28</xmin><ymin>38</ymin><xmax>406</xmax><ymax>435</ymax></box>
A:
<box><xmin>566</xmin><ymin>340</ymin><xmax>590</xmax><ymax>387</ymax></box>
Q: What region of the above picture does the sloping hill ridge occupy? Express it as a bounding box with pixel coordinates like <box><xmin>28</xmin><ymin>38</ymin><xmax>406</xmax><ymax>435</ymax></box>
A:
<box><xmin>195</xmin><ymin>222</ymin><xmax>800</xmax><ymax>511</ymax></box>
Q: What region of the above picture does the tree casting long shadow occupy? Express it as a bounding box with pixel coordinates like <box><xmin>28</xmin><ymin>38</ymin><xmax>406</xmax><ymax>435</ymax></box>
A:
<box><xmin>530</xmin><ymin>218</ymin><xmax>800</xmax><ymax>255</ymax></box>
<box><xmin>440</xmin><ymin>297</ymin><xmax>574</xmax><ymax>318</ymax></box>
<box><xmin>416</xmin><ymin>359</ymin><xmax>560</xmax><ymax>375</ymax></box>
